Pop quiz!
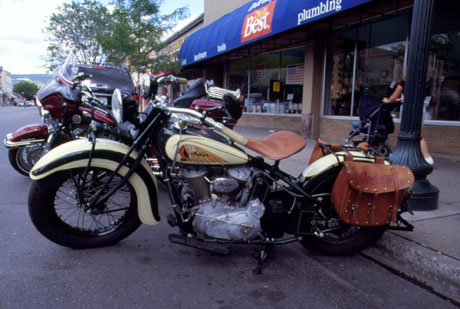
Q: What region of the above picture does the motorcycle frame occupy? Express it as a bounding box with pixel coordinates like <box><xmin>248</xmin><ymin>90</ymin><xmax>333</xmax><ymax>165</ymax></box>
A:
<box><xmin>78</xmin><ymin>105</ymin><xmax>413</xmax><ymax>244</ymax></box>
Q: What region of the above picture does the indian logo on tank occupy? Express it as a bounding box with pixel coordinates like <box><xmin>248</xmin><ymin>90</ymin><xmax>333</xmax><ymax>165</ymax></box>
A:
<box><xmin>241</xmin><ymin>0</ymin><xmax>276</xmax><ymax>43</ymax></box>
<box><xmin>178</xmin><ymin>145</ymin><xmax>227</xmax><ymax>163</ymax></box>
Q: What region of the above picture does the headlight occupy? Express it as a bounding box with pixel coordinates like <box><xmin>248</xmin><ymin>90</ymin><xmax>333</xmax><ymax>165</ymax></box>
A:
<box><xmin>112</xmin><ymin>89</ymin><xmax>123</xmax><ymax>123</ymax></box>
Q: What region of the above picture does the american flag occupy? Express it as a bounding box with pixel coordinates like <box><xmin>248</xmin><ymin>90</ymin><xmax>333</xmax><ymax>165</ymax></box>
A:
<box><xmin>286</xmin><ymin>63</ymin><xmax>304</xmax><ymax>84</ymax></box>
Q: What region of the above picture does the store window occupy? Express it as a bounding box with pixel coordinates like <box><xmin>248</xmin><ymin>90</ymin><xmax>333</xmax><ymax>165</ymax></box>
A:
<box><xmin>323</xmin><ymin>14</ymin><xmax>409</xmax><ymax>117</ymax></box>
<box><xmin>281</xmin><ymin>49</ymin><xmax>305</xmax><ymax>114</ymax></box>
<box><xmin>228</xmin><ymin>48</ymin><xmax>305</xmax><ymax>115</ymax></box>
<box><xmin>427</xmin><ymin>0</ymin><xmax>460</xmax><ymax>121</ymax></box>
<box><xmin>249</xmin><ymin>52</ymin><xmax>280</xmax><ymax>113</ymax></box>
<box><xmin>324</xmin><ymin>29</ymin><xmax>356</xmax><ymax>116</ymax></box>
<box><xmin>229</xmin><ymin>58</ymin><xmax>249</xmax><ymax>93</ymax></box>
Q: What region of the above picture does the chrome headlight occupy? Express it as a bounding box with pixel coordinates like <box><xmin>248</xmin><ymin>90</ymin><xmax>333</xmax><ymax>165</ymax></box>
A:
<box><xmin>112</xmin><ymin>89</ymin><xmax>123</xmax><ymax>123</ymax></box>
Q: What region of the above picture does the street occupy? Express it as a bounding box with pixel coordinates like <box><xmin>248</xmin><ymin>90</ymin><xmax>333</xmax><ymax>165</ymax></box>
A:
<box><xmin>0</xmin><ymin>106</ymin><xmax>455</xmax><ymax>308</ymax></box>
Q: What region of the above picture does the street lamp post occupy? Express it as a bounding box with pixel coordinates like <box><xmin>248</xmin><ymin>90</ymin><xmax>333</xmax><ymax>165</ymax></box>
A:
<box><xmin>389</xmin><ymin>0</ymin><xmax>438</xmax><ymax>210</ymax></box>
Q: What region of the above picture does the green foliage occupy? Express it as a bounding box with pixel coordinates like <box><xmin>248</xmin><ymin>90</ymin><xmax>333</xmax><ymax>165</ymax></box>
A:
<box><xmin>99</xmin><ymin>0</ymin><xmax>188</xmax><ymax>74</ymax></box>
<box><xmin>43</xmin><ymin>0</ymin><xmax>188</xmax><ymax>75</ymax></box>
<box><xmin>13</xmin><ymin>81</ymin><xmax>39</xmax><ymax>100</ymax></box>
<box><xmin>44</xmin><ymin>0</ymin><xmax>110</xmax><ymax>71</ymax></box>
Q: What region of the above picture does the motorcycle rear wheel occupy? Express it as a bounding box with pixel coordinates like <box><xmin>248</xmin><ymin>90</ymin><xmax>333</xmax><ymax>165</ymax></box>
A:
<box><xmin>28</xmin><ymin>167</ymin><xmax>141</xmax><ymax>248</ymax></box>
<box><xmin>8</xmin><ymin>144</ymin><xmax>45</xmax><ymax>176</ymax></box>
<box><xmin>300</xmin><ymin>166</ymin><xmax>386</xmax><ymax>255</ymax></box>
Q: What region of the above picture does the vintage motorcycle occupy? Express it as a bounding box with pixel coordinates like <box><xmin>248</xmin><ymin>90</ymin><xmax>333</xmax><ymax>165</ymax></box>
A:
<box><xmin>27</xmin><ymin>75</ymin><xmax>415</xmax><ymax>272</ymax></box>
<box><xmin>4</xmin><ymin>53</ymin><xmax>135</xmax><ymax>176</ymax></box>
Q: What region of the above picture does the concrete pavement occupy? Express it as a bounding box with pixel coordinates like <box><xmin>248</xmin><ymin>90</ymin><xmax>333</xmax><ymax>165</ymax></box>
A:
<box><xmin>234</xmin><ymin>125</ymin><xmax>460</xmax><ymax>305</ymax></box>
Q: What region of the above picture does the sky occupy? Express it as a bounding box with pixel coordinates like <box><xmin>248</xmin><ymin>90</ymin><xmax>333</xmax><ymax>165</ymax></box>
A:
<box><xmin>0</xmin><ymin>0</ymin><xmax>203</xmax><ymax>74</ymax></box>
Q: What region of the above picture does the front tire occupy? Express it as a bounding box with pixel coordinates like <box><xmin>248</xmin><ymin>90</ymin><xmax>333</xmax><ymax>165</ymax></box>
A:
<box><xmin>28</xmin><ymin>167</ymin><xmax>141</xmax><ymax>248</ymax></box>
<box><xmin>300</xmin><ymin>166</ymin><xmax>386</xmax><ymax>255</ymax></box>
<box><xmin>8</xmin><ymin>144</ymin><xmax>45</xmax><ymax>176</ymax></box>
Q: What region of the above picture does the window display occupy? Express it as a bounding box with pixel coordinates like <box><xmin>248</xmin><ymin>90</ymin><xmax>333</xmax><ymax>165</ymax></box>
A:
<box><xmin>324</xmin><ymin>14</ymin><xmax>409</xmax><ymax>117</ymax></box>
<box><xmin>323</xmin><ymin>1</ymin><xmax>460</xmax><ymax>123</ymax></box>
<box><xmin>228</xmin><ymin>48</ymin><xmax>305</xmax><ymax>115</ymax></box>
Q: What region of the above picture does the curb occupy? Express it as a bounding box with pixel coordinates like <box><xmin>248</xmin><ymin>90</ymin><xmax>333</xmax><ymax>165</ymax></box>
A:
<box><xmin>362</xmin><ymin>232</ymin><xmax>460</xmax><ymax>304</ymax></box>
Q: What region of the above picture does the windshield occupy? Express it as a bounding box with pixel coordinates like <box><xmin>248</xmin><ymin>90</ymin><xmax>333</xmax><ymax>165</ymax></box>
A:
<box><xmin>58</xmin><ymin>53</ymin><xmax>79</xmax><ymax>85</ymax></box>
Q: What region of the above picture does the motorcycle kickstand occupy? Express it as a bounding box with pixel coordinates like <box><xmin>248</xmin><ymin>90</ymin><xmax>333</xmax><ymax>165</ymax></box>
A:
<box><xmin>251</xmin><ymin>244</ymin><xmax>274</xmax><ymax>275</ymax></box>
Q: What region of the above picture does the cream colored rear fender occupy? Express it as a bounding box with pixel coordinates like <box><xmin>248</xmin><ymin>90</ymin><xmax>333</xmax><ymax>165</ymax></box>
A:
<box><xmin>30</xmin><ymin>138</ymin><xmax>159</xmax><ymax>225</ymax></box>
<box><xmin>302</xmin><ymin>151</ymin><xmax>385</xmax><ymax>178</ymax></box>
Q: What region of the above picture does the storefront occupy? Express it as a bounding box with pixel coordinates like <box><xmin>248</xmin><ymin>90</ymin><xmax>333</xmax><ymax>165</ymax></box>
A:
<box><xmin>179</xmin><ymin>0</ymin><xmax>460</xmax><ymax>155</ymax></box>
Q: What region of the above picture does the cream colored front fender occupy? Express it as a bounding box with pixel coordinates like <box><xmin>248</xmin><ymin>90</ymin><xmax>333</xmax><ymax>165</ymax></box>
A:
<box><xmin>30</xmin><ymin>138</ymin><xmax>159</xmax><ymax>225</ymax></box>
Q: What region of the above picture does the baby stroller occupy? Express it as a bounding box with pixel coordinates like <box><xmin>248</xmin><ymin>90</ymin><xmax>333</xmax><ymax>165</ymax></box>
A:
<box><xmin>346</xmin><ymin>96</ymin><xmax>401</xmax><ymax>157</ymax></box>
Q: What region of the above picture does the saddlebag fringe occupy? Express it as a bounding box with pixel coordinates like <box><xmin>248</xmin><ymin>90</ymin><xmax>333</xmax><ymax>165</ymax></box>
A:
<box><xmin>331</xmin><ymin>156</ymin><xmax>414</xmax><ymax>227</ymax></box>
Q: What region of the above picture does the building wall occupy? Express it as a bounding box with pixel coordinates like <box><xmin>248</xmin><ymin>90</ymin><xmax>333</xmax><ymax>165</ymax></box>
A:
<box><xmin>203</xmin><ymin>0</ymin><xmax>251</xmax><ymax>26</ymax></box>
<box><xmin>319</xmin><ymin>118</ymin><xmax>460</xmax><ymax>157</ymax></box>
<box><xmin>1</xmin><ymin>70</ymin><xmax>12</xmax><ymax>94</ymax></box>
<box><xmin>158</xmin><ymin>15</ymin><xmax>204</xmax><ymax>59</ymax></box>
<box><xmin>237</xmin><ymin>114</ymin><xmax>302</xmax><ymax>132</ymax></box>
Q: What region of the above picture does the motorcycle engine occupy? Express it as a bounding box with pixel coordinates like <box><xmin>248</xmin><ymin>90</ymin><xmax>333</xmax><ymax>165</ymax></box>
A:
<box><xmin>178</xmin><ymin>165</ymin><xmax>267</xmax><ymax>241</ymax></box>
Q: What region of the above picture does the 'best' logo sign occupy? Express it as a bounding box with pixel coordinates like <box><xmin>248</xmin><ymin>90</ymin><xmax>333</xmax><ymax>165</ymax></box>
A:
<box><xmin>241</xmin><ymin>0</ymin><xmax>276</xmax><ymax>43</ymax></box>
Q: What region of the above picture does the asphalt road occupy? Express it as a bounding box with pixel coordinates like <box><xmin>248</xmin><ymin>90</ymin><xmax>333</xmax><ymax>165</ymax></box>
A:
<box><xmin>0</xmin><ymin>106</ymin><xmax>455</xmax><ymax>308</ymax></box>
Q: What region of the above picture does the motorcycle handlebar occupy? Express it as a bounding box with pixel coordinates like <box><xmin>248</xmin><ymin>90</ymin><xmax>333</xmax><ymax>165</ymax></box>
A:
<box><xmin>156</xmin><ymin>75</ymin><xmax>188</xmax><ymax>84</ymax></box>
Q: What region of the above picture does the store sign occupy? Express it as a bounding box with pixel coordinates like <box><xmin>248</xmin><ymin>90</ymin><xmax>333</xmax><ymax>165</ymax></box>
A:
<box><xmin>254</xmin><ymin>64</ymin><xmax>265</xmax><ymax>77</ymax></box>
<box><xmin>194</xmin><ymin>51</ymin><xmax>207</xmax><ymax>61</ymax></box>
<box><xmin>179</xmin><ymin>0</ymin><xmax>372</xmax><ymax>66</ymax></box>
<box><xmin>297</xmin><ymin>0</ymin><xmax>343</xmax><ymax>25</ymax></box>
<box><xmin>241</xmin><ymin>0</ymin><xmax>276</xmax><ymax>43</ymax></box>
<box><xmin>217</xmin><ymin>43</ymin><xmax>227</xmax><ymax>53</ymax></box>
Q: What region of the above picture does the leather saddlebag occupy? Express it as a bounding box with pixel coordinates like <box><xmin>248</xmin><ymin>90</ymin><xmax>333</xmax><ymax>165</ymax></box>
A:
<box><xmin>331</xmin><ymin>156</ymin><xmax>414</xmax><ymax>226</ymax></box>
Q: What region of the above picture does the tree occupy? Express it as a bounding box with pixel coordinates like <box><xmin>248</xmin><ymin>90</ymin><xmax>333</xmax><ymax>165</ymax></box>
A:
<box><xmin>44</xmin><ymin>0</ymin><xmax>110</xmax><ymax>71</ymax></box>
<box><xmin>13</xmin><ymin>81</ymin><xmax>39</xmax><ymax>100</ymax></box>
<box><xmin>98</xmin><ymin>0</ymin><xmax>188</xmax><ymax>74</ymax></box>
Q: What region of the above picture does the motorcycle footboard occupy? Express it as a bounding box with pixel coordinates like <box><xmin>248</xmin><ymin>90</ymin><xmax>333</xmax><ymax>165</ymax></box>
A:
<box><xmin>168</xmin><ymin>234</ymin><xmax>230</xmax><ymax>255</ymax></box>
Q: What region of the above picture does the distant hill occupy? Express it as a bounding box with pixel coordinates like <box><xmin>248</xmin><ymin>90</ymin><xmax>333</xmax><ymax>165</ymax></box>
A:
<box><xmin>12</xmin><ymin>74</ymin><xmax>52</xmax><ymax>87</ymax></box>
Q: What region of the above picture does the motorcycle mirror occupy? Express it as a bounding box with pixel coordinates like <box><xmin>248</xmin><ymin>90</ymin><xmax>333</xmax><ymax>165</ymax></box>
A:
<box><xmin>72</xmin><ymin>72</ymin><xmax>91</xmax><ymax>82</ymax></box>
<box><xmin>140</xmin><ymin>74</ymin><xmax>150</xmax><ymax>99</ymax></box>
<box><xmin>140</xmin><ymin>74</ymin><xmax>158</xmax><ymax>99</ymax></box>
<box><xmin>222</xmin><ymin>93</ymin><xmax>242</xmax><ymax>120</ymax></box>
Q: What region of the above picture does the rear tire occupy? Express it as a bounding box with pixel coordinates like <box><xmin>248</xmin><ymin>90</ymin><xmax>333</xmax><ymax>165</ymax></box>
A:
<box><xmin>8</xmin><ymin>144</ymin><xmax>45</xmax><ymax>176</ymax></box>
<box><xmin>28</xmin><ymin>167</ymin><xmax>141</xmax><ymax>248</ymax></box>
<box><xmin>300</xmin><ymin>166</ymin><xmax>387</xmax><ymax>255</ymax></box>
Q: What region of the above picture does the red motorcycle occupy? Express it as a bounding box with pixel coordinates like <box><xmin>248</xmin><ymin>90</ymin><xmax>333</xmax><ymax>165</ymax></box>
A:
<box><xmin>4</xmin><ymin>53</ymin><xmax>134</xmax><ymax>176</ymax></box>
<box><xmin>5</xmin><ymin>54</ymin><xmax>242</xmax><ymax>176</ymax></box>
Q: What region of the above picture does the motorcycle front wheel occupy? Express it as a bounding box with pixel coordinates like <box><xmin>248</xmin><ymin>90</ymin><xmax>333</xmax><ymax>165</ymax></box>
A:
<box><xmin>28</xmin><ymin>167</ymin><xmax>141</xmax><ymax>248</ymax></box>
<box><xmin>300</xmin><ymin>166</ymin><xmax>386</xmax><ymax>255</ymax></box>
<box><xmin>8</xmin><ymin>143</ymin><xmax>45</xmax><ymax>176</ymax></box>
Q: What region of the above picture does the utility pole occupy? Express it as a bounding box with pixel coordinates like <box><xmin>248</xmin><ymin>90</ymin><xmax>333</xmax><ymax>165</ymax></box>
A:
<box><xmin>389</xmin><ymin>0</ymin><xmax>438</xmax><ymax>210</ymax></box>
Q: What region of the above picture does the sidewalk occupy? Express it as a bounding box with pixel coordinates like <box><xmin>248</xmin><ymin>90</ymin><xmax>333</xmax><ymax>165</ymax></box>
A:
<box><xmin>234</xmin><ymin>125</ymin><xmax>460</xmax><ymax>304</ymax></box>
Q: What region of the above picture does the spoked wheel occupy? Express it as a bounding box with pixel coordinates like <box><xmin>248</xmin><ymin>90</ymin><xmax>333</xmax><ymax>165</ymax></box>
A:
<box><xmin>8</xmin><ymin>143</ymin><xmax>45</xmax><ymax>176</ymax></box>
<box><xmin>300</xmin><ymin>167</ymin><xmax>386</xmax><ymax>255</ymax></box>
<box><xmin>28</xmin><ymin>167</ymin><xmax>141</xmax><ymax>248</ymax></box>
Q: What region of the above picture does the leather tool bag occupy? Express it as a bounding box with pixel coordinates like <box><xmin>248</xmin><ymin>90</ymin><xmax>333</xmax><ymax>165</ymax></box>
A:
<box><xmin>331</xmin><ymin>156</ymin><xmax>414</xmax><ymax>227</ymax></box>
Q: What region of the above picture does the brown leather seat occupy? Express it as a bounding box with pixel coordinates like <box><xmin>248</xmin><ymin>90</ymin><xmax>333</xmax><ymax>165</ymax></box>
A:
<box><xmin>246</xmin><ymin>130</ymin><xmax>306</xmax><ymax>161</ymax></box>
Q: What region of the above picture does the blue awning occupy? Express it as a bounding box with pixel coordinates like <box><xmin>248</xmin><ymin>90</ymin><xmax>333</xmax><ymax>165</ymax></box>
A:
<box><xmin>179</xmin><ymin>0</ymin><xmax>372</xmax><ymax>66</ymax></box>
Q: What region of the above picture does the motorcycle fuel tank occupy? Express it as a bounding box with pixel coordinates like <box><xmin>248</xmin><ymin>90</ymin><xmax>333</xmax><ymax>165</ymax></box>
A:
<box><xmin>165</xmin><ymin>134</ymin><xmax>248</xmax><ymax>165</ymax></box>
